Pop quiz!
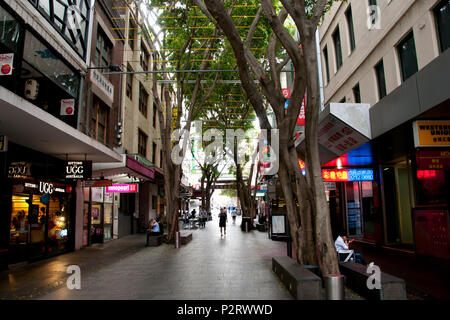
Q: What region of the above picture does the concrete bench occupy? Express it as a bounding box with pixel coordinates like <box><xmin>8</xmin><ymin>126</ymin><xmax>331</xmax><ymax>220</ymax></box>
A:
<box><xmin>146</xmin><ymin>233</ymin><xmax>164</xmax><ymax>247</ymax></box>
<box><xmin>180</xmin><ymin>231</ymin><xmax>193</xmax><ymax>245</ymax></box>
<box><xmin>272</xmin><ymin>256</ymin><xmax>322</xmax><ymax>300</ymax></box>
<box><xmin>339</xmin><ymin>262</ymin><xmax>406</xmax><ymax>300</ymax></box>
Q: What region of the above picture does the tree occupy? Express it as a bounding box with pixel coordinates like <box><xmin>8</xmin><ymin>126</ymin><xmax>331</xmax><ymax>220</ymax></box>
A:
<box><xmin>197</xmin><ymin>0</ymin><xmax>340</xmax><ymax>275</ymax></box>
<box><xmin>137</xmin><ymin>0</ymin><xmax>224</xmax><ymax>241</ymax></box>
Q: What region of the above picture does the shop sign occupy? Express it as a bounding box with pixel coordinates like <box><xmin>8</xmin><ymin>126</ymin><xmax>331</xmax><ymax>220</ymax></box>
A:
<box><xmin>0</xmin><ymin>135</ymin><xmax>7</xmax><ymax>152</ymax></box>
<box><xmin>90</xmin><ymin>69</ymin><xmax>114</xmax><ymax>103</ymax></box>
<box><xmin>0</xmin><ymin>53</ymin><xmax>14</xmax><ymax>76</ymax></box>
<box><xmin>39</xmin><ymin>181</ymin><xmax>54</xmax><ymax>194</ymax></box>
<box><xmin>413</xmin><ymin>121</ymin><xmax>450</xmax><ymax>147</ymax></box>
<box><xmin>416</xmin><ymin>149</ymin><xmax>450</xmax><ymax>170</ymax></box>
<box><xmin>64</xmin><ymin>161</ymin><xmax>92</xmax><ymax>179</ymax></box>
<box><xmin>8</xmin><ymin>162</ymin><xmax>32</xmax><ymax>178</ymax></box>
<box><xmin>60</xmin><ymin>99</ymin><xmax>75</xmax><ymax>116</ymax></box>
<box><xmin>318</xmin><ymin>119</ymin><xmax>365</xmax><ymax>155</ymax></box>
<box><xmin>322</xmin><ymin>168</ymin><xmax>374</xmax><ymax>182</ymax></box>
<box><xmin>324</xmin><ymin>182</ymin><xmax>336</xmax><ymax>191</ymax></box>
<box><xmin>106</xmin><ymin>184</ymin><xmax>138</xmax><ymax>193</ymax></box>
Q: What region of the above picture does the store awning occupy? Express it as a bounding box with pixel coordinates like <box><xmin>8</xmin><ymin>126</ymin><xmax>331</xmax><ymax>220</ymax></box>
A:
<box><xmin>0</xmin><ymin>86</ymin><xmax>122</xmax><ymax>163</ymax></box>
<box><xmin>295</xmin><ymin>103</ymin><xmax>372</xmax><ymax>165</ymax></box>
<box><xmin>92</xmin><ymin>154</ymin><xmax>155</xmax><ymax>182</ymax></box>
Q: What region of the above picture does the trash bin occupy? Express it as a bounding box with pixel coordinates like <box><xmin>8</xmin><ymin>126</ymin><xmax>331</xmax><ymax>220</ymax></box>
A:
<box><xmin>324</xmin><ymin>274</ymin><xmax>345</xmax><ymax>300</ymax></box>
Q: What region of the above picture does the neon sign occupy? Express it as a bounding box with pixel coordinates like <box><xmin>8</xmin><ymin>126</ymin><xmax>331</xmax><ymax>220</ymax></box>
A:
<box><xmin>106</xmin><ymin>184</ymin><xmax>138</xmax><ymax>193</ymax></box>
<box><xmin>322</xmin><ymin>169</ymin><xmax>373</xmax><ymax>182</ymax></box>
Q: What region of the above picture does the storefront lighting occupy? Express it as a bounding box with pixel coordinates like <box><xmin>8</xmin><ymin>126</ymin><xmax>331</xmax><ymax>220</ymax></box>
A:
<box><xmin>337</xmin><ymin>158</ymin><xmax>342</xmax><ymax>169</ymax></box>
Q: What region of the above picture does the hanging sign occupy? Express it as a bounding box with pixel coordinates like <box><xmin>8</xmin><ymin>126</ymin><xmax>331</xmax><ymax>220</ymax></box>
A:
<box><xmin>8</xmin><ymin>162</ymin><xmax>32</xmax><ymax>178</ymax></box>
<box><xmin>282</xmin><ymin>88</ymin><xmax>291</xmax><ymax>99</ymax></box>
<box><xmin>90</xmin><ymin>69</ymin><xmax>114</xmax><ymax>103</ymax></box>
<box><xmin>416</xmin><ymin>149</ymin><xmax>450</xmax><ymax>170</ymax></box>
<box><xmin>60</xmin><ymin>99</ymin><xmax>75</xmax><ymax>116</ymax></box>
<box><xmin>0</xmin><ymin>53</ymin><xmax>14</xmax><ymax>76</ymax></box>
<box><xmin>64</xmin><ymin>161</ymin><xmax>92</xmax><ymax>179</ymax></box>
<box><xmin>413</xmin><ymin>120</ymin><xmax>450</xmax><ymax>147</ymax></box>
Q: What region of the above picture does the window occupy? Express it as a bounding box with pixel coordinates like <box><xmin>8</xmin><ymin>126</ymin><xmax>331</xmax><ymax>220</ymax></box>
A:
<box><xmin>434</xmin><ymin>0</ymin><xmax>450</xmax><ymax>53</ymax></box>
<box><xmin>152</xmin><ymin>196</ymin><xmax>157</xmax><ymax>210</ymax></box>
<box><xmin>138</xmin><ymin>129</ymin><xmax>147</xmax><ymax>157</ymax></box>
<box><xmin>340</xmin><ymin>97</ymin><xmax>346</xmax><ymax>103</ymax></box>
<box><xmin>375</xmin><ymin>59</ymin><xmax>387</xmax><ymax>100</ymax></box>
<box><xmin>332</xmin><ymin>27</ymin><xmax>343</xmax><ymax>71</ymax></box>
<box><xmin>152</xmin><ymin>142</ymin><xmax>157</xmax><ymax>164</ymax></box>
<box><xmin>397</xmin><ymin>31</ymin><xmax>418</xmax><ymax>82</ymax></box>
<box><xmin>345</xmin><ymin>6</ymin><xmax>356</xmax><ymax>53</ymax></box>
<box><xmin>90</xmin><ymin>97</ymin><xmax>109</xmax><ymax>144</ymax></box>
<box><xmin>129</xmin><ymin>21</ymin><xmax>136</xmax><ymax>50</ymax></box>
<box><xmin>323</xmin><ymin>46</ymin><xmax>330</xmax><ymax>84</ymax></box>
<box><xmin>353</xmin><ymin>83</ymin><xmax>361</xmax><ymax>103</ymax></box>
<box><xmin>139</xmin><ymin>85</ymin><xmax>148</xmax><ymax>117</ymax></box>
<box><xmin>368</xmin><ymin>0</ymin><xmax>377</xmax><ymax>6</ymax></box>
<box><xmin>95</xmin><ymin>28</ymin><xmax>112</xmax><ymax>69</ymax></box>
<box><xmin>27</xmin><ymin>0</ymin><xmax>90</xmax><ymax>58</ymax></box>
<box><xmin>126</xmin><ymin>64</ymin><xmax>133</xmax><ymax>99</ymax></box>
<box><xmin>153</xmin><ymin>103</ymin><xmax>157</xmax><ymax>127</ymax></box>
<box><xmin>140</xmin><ymin>43</ymin><xmax>149</xmax><ymax>71</ymax></box>
<box><xmin>160</xmin><ymin>150</ymin><xmax>163</xmax><ymax>167</ymax></box>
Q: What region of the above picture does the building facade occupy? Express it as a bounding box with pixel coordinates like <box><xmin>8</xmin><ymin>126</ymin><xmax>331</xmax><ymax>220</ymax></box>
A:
<box><xmin>0</xmin><ymin>0</ymin><xmax>124</xmax><ymax>269</ymax></box>
<box><xmin>317</xmin><ymin>0</ymin><xmax>450</xmax><ymax>259</ymax></box>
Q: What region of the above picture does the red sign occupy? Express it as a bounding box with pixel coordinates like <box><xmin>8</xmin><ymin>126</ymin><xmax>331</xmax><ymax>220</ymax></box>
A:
<box><xmin>0</xmin><ymin>53</ymin><xmax>13</xmax><ymax>76</ymax></box>
<box><xmin>298</xmin><ymin>159</ymin><xmax>305</xmax><ymax>170</ymax></box>
<box><xmin>297</xmin><ymin>96</ymin><xmax>306</xmax><ymax>126</ymax></box>
<box><xmin>416</xmin><ymin>149</ymin><xmax>450</xmax><ymax>170</ymax></box>
<box><xmin>60</xmin><ymin>99</ymin><xmax>75</xmax><ymax>115</ymax></box>
<box><xmin>282</xmin><ymin>88</ymin><xmax>291</xmax><ymax>99</ymax></box>
<box><xmin>322</xmin><ymin>169</ymin><xmax>349</xmax><ymax>182</ymax></box>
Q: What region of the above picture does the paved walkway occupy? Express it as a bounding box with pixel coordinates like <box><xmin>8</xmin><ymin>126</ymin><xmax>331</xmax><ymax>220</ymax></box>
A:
<box><xmin>0</xmin><ymin>215</ymin><xmax>362</xmax><ymax>300</ymax></box>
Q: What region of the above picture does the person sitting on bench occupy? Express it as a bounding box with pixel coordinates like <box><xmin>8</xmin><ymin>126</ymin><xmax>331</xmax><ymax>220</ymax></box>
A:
<box><xmin>335</xmin><ymin>231</ymin><xmax>367</xmax><ymax>265</ymax></box>
<box><xmin>148</xmin><ymin>218</ymin><xmax>161</xmax><ymax>236</ymax></box>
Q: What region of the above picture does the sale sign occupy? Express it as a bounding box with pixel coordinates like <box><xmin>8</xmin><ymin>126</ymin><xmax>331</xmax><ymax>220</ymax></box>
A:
<box><xmin>0</xmin><ymin>53</ymin><xmax>14</xmax><ymax>76</ymax></box>
<box><xmin>61</xmin><ymin>99</ymin><xmax>75</xmax><ymax>115</ymax></box>
<box><xmin>282</xmin><ymin>88</ymin><xmax>291</xmax><ymax>99</ymax></box>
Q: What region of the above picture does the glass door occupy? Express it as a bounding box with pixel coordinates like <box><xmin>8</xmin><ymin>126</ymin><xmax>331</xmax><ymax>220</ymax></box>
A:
<box><xmin>345</xmin><ymin>182</ymin><xmax>363</xmax><ymax>236</ymax></box>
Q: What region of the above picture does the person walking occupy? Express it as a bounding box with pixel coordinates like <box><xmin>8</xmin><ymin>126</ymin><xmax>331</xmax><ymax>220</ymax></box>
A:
<box><xmin>231</xmin><ymin>209</ymin><xmax>237</xmax><ymax>224</ymax></box>
<box><xmin>219</xmin><ymin>207</ymin><xmax>228</xmax><ymax>236</ymax></box>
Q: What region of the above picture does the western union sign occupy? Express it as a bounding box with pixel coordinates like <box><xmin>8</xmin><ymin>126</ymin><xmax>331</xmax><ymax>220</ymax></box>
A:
<box><xmin>413</xmin><ymin>120</ymin><xmax>450</xmax><ymax>147</ymax></box>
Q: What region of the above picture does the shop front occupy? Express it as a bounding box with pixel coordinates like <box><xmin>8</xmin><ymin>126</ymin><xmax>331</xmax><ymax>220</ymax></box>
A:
<box><xmin>9</xmin><ymin>178</ymin><xmax>73</xmax><ymax>264</ymax></box>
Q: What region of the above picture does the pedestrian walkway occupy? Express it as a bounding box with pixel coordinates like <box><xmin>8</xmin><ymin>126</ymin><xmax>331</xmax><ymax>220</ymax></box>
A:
<box><xmin>0</xmin><ymin>215</ymin><xmax>362</xmax><ymax>300</ymax></box>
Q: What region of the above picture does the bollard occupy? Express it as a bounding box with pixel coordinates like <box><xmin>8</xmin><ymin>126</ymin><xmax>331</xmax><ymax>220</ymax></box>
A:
<box><xmin>324</xmin><ymin>274</ymin><xmax>345</xmax><ymax>300</ymax></box>
<box><xmin>175</xmin><ymin>231</ymin><xmax>181</xmax><ymax>248</ymax></box>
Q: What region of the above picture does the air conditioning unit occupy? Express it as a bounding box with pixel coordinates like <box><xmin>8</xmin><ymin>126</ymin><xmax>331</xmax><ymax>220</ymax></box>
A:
<box><xmin>24</xmin><ymin>79</ymin><xmax>39</xmax><ymax>100</ymax></box>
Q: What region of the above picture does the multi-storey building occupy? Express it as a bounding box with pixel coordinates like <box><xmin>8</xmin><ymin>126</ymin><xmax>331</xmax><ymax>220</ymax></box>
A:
<box><xmin>0</xmin><ymin>0</ymin><xmax>125</xmax><ymax>269</ymax></box>
<box><xmin>315</xmin><ymin>0</ymin><xmax>449</xmax><ymax>260</ymax></box>
<box><xmin>92</xmin><ymin>2</ymin><xmax>165</xmax><ymax>235</ymax></box>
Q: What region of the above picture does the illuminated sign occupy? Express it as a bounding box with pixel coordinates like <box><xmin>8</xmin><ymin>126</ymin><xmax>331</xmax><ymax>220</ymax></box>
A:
<box><xmin>322</xmin><ymin>168</ymin><xmax>374</xmax><ymax>182</ymax></box>
<box><xmin>106</xmin><ymin>184</ymin><xmax>138</xmax><ymax>193</ymax></box>
<box><xmin>413</xmin><ymin>120</ymin><xmax>450</xmax><ymax>147</ymax></box>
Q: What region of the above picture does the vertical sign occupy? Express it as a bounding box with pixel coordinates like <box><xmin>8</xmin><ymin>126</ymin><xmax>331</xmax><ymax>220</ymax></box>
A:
<box><xmin>0</xmin><ymin>53</ymin><xmax>14</xmax><ymax>76</ymax></box>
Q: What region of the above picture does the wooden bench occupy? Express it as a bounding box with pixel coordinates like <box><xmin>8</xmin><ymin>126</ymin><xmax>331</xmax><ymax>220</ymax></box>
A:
<box><xmin>180</xmin><ymin>231</ymin><xmax>193</xmax><ymax>245</ymax></box>
<box><xmin>272</xmin><ymin>256</ymin><xmax>322</xmax><ymax>300</ymax></box>
<box><xmin>339</xmin><ymin>262</ymin><xmax>406</xmax><ymax>300</ymax></box>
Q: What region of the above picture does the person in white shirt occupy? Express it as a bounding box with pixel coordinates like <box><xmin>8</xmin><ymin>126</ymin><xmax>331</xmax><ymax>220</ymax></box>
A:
<box><xmin>335</xmin><ymin>231</ymin><xmax>367</xmax><ymax>265</ymax></box>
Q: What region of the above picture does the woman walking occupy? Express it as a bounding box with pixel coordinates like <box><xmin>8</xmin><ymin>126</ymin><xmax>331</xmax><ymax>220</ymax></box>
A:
<box><xmin>219</xmin><ymin>207</ymin><xmax>228</xmax><ymax>236</ymax></box>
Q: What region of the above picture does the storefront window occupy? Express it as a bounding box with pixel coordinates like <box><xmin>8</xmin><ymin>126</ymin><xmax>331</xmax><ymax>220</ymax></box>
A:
<box><xmin>23</xmin><ymin>31</ymin><xmax>79</xmax><ymax>97</ymax></box>
<box><xmin>0</xmin><ymin>5</ymin><xmax>21</xmax><ymax>53</ymax></box>
<box><xmin>345</xmin><ymin>182</ymin><xmax>363</xmax><ymax>236</ymax></box>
